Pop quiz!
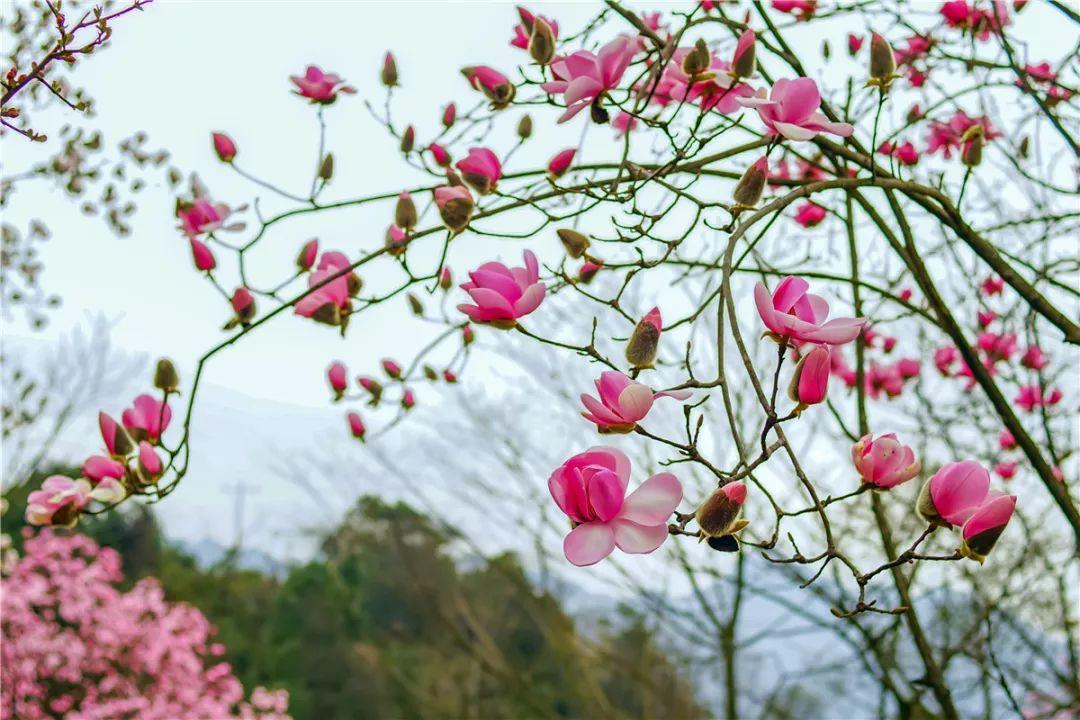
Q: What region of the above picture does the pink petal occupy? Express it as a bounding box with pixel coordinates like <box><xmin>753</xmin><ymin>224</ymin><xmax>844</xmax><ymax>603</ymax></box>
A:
<box><xmin>754</xmin><ymin>283</ymin><xmax>782</xmax><ymax>334</ymax></box>
<box><xmin>564</xmin><ymin>522</ymin><xmax>616</xmax><ymax>566</ymax></box>
<box><xmin>931</xmin><ymin>461</ymin><xmax>991</xmax><ymax>526</ymax></box>
<box><xmin>581</xmin><ymin>394</ymin><xmax>625</xmax><ymax>425</ymax></box>
<box><xmin>522</xmin><ymin>250</ymin><xmax>540</xmax><ymax>284</ymax></box>
<box><xmin>512</xmin><ymin>283</ymin><xmax>546</xmax><ymax>317</ymax></box>
<box><xmin>802</xmin><ymin>318</ymin><xmax>866</xmax><ymax>345</ymax></box>
<box><xmin>469</xmin><ymin>269</ymin><xmax>523</xmax><ymax>304</ymax></box>
<box><xmin>619</xmin><ymin>472</ymin><xmax>682</xmax><ymax>525</ymax></box>
<box><xmin>611</xmin><ymin>519</ymin><xmax>668</xmax><ymax>554</ymax></box>
<box><xmin>616</xmin><ymin>383</ymin><xmax>655</xmax><ymax>422</ymax></box>
<box><xmin>963</xmin><ymin>494</ymin><xmax>1016</xmax><ymax>540</ymax></box>
<box><xmin>777</xmin><ymin>77</ymin><xmax>820</xmax><ymax>123</ymax></box>
<box><xmin>466</xmin><ymin>287</ymin><xmax>516</xmax><ymax>316</ymax></box>
<box><xmin>586</xmin><ymin>468</ymin><xmax>625</xmax><ymax>521</ymax></box>
<box><xmin>597</xmin><ymin>371</ymin><xmax>634</xmax><ymax>406</ymax></box>
<box><xmin>772</xmin><ymin>276</ymin><xmax>810</xmax><ymax>313</ymax></box>
<box><xmin>772</xmin><ymin>121</ymin><xmax>819</xmax><ymax>141</ymax></box>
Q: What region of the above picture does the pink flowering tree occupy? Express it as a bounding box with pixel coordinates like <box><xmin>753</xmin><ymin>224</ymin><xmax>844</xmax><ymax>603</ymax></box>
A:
<box><xmin>0</xmin><ymin>529</ymin><xmax>289</xmax><ymax>719</ymax></box>
<box><xmin>11</xmin><ymin>1</ymin><xmax>1080</xmax><ymax>717</ymax></box>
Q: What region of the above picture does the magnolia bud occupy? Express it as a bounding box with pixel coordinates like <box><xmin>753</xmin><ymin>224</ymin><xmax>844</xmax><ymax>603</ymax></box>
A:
<box><xmin>732</xmin><ymin>157</ymin><xmax>768</xmax><ymax>208</ymax></box>
<box><xmin>439</xmin><ymin>267</ymin><xmax>453</xmax><ymax>290</ymax></box>
<box><xmin>381</xmin><ymin>51</ymin><xmax>399</xmax><ymax>87</ymax></box>
<box><xmin>462</xmin><ymin>325</ymin><xmax>475</xmax><ymax>346</ymax></box>
<box><xmin>682</xmin><ymin>39</ymin><xmax>712</xmax><ymax>79</ymax></box>
<box><xmin>153</xmin><ymin>358</ymin><xmax>180</xmax><ymax>394</ymax></box>
<box><xmin>517</xmin><ymin>114</ymin><xmax>533</xmax><ymax>140</ymax></box>
<box><xmin>138</xmin><ymin>441</ymin><xmax>163</xmax><ymax>484</ymax></box>
<box><xmin>578</xmin><ymin>260</ymin><xmax>602</xmax><ymax>284</ymax></box>
<box><xmin>557</xmin><ymin>228</ymin><xmax>590</xmax><ymax>259</ymax></box>
<box><xmin>442</xmin><ymin>103</ymin><xmax>457</xmax><ymax>127</ymax></box>
<box><xmin>529</xmin><ymin>18</ymin><xmax>557</xmax><ymax>64</ymax></box>
<box><xmin>822</xmin><ymin>40</ymin><xmax>831</xmax><ymax>60</ymax></box>
<box><xmin>1018</xmin><ymin>135</ymin><xmax>1030</xmax><ymax>159</ymax></box>
<box><xmin>696</xmin><ymin>481</ymin><xmax>749</xmax><ymax>551</ymax></box>
<box><xmin>386</xmin><ymin>224</ymin><xmax>409</xmax><ymax>256</ymax></box>
<box><xmin>400</xmin><ymin>125</ymin><xmax>415</xmax><ymax>154</ymax></box>
<box><xmin>100</xmin><ymin>412</ymin><xmax>135</xmax><ymax>458</ymax></box>
<box><xmin>347</xmin><ymin>411</ymin><xmax>366</xmax><ymax>441</ymax></box>
<box><xmin>730</xmin><ymin>29</ymin><xmax>756</xmax><ymax>80</ymax></box>
<box><xmin>787</xmin><ymin>345</ymin><xmax>830</xmax><ymax>408</ymax></box>
<box><xmin>407</xmin><ymin>293</ymin><xmax>424</xmax><ymax>316</ymax></box>
<box><xmin>296</xmin><ymin>238</ymin><xmax>318</xmax><ymax>270</ymax></box>
<box><xmin>318</xmin><ymin>153</ymin><xmax>334</xmax><ymax>181</ymax></box>
<box><xmin>358</xmin><ymin>377</ymin><xmax>383</xmax><ymax>404</ymax></box>
<box><xmin>423</xmin><ymin>364</ymin><xmax>438</xmax><ymax>381</ymax></box>
<box><xmin>395</xmin><ymin>192</ymin><xmax>417</xmax><ymax>230</ymax></box>
<box><xmin>625</xmin><ymin>307</ymin><xmax>662</xmax><ymax>370</ymax></box>
<box><xmin>401</xmin><ymin>389</ymin><xmax>416</xmax><ymax>409</ymax></box>
<box><xmin>867</xmin><ymin>33</ymin><xmax>897</xmax><ymax>91</ymax></box>
<box><xmin>961</xmin><ymin>125</ymin><xmax>984</xmax><ymax>167</ymax></box>
<box><xmin>382</xmin><ymin>358</ymin><xmax>403</xmax><ymax>379</ymax></box>
<box><xmin>211</xmin><ymin>132</ymin><xmax>237</xmax><ymax>162</ymax></box>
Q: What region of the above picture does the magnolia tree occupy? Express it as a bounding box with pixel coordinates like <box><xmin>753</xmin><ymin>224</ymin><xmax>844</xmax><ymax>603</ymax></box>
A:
<box><xmin>12</xmin><ymin>0</ymin><xmax>1079</xmax><ymax>717</ymax></box>
<box><xmin>0</xmin><ymin>529</ymin><xmax>289</xmax><ymax>719</ymax></box>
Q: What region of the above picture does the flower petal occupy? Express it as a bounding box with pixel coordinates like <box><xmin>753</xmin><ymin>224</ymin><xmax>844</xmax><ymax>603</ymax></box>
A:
<box><xmin>619</xmin><ymin>472</ymin><xmax>682</xmax><ymax>525</ymax></box>
<box><xmin>564</xmin><ymin>522</ymin><xmax>616</xmax><ymax>566</ymax></box>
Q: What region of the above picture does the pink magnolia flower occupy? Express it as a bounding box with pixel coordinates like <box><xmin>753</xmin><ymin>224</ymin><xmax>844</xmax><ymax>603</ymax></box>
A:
<box><xmin>998</xmin><ymin>428</ymin><xmax>1017</xmax><ymax>450</ymax></box>
<box><xmin>977</xmin><ymin>310</ymin><xmax>997</xmax><ymax>328</ymax></box>
<box><xmin>295</xmin><ymin>251</ymin><xmax>356</xmax><ymax>325</ymax></box>
<box><xmin>771</xmin><ymin>0</ymin><xmax>816</xmax><ymax>20</ymax></box>
<box><xmin>848</xmin><ymin>33</ymin><xmax>864</xmax><ymax>55</ymax></box>
<box><xmin>737</xmin><ymin>77</ymin><xmax>853</xmax><ymax>141</ymax></box>
<box><xmin>177</xmin><ymin>198</ymin><xmax>230</xmax><ymax>238</ymax></box>
<box><xmin>297</xmin><ymin>238</ymin><xmax>319</xmax><ymax>270</ymax></box>
<box><xmin>852</xmin><ymin>433</ymin><xmax>920</xmax><ymax>489</ymax></box>
<box><xmin>511</xmin><ymin>6</ymin><xmax>559</xmax><ymax>49</ymax></box>
<box><xmin>1020</xmin><ymin>345</ymin><xmax>1048</xmax><ymax>370</ymax></box>
<box><xmin>880</xmin><ymin>140</ymin><xmax>919</xmax><ymax>165</ymax></box>
<box><xmin>927</xmin><ymin>111</ymin><xmax>1001</xmax><ymax>158</ymax></box>
<box><xmin>461</xmin><ymin>66</ymin><xmax>516</xmax><ymax>109</ymax></box>
<box><xmin>82</xmin><ymin>455</ymin><xmax>125</xmax><ymax>483</ymax></box>
<box><xmin>923</xmin><ymin>460</ymin><xmax>992</xmax><ymax>526</ymax></box>
<box><xmin>580</xmin><ymin>371</ymin><xmax>691</xmax><ymax>433</ymax></box>
<box><xmin>231</xmin><ymin>287</ymin><xmax>255</xmax><ymax>327</ymax></box>
<box><xmin>347</xmin><ymin>411</ymin><xmax>365</xmax><ymax>440</ymax></box>
<box><xmin>541</xmin><ymin>35</ymin><xmax>637</xmax><ymax>123</ymax></box>
<box><xmin>456</xmin><ymin>147</ymin><xmax>503</xmax><ymax>194</ymax></box>
<box><xmin>1022</xmin><ymin>61</ymin><xmax>1056</xmax><ymax>84</ymax></box>
<box><xmin>755</xmin><ymin>276</ymin><xmax>867</xmax><ymax>345</ymax></box>
<box><xmin>548</xmin><ymin>446</ymin><xmax>682</xmax><ymax>566</ymax></box>
<box><xmin>548</xmin><ymin>148</ymin><xmax>576</xmax><ymax>178</ymax></box>
<box><xmin>1015</xmin><ymin>384</ymin><xmax>1062</xmax><ymax>412</ymax></box>
<box><xmin>894</xmin><ymin>35</ymin><xmax>933</xmax><ymax>67</ymax></box>
<box><xmin>429</xmin><ymin>143</ymin><xmax>452</xmax><ymax>167</ymax></box>
<box><xmin>25</xmin><ymin>476</ymin><xmax>121</xmax><ymax>526</ymax></box>
<box><xmin>121</xmin><ymin>394</ymin><xmax>171</xmax><ymax>444</ymax></box>
<box><xmin>896</xmin><ymin>358</ymin><xmax>921</xmax><ymax>378</ymax></box>
<box><xmin>941</xmin><ymin>0</ymin><xmax>1010</xmax><ymax>40</ymax></box>
<box><xmin>327</xmin><ymin>361</ymin><xmax>347</xmax><ymax>398</ymax></box>
<box><xmin>290</xmin><ymin>65</ymin><xmax>355</xmax><ymax>103</ymax></box>
<box><xmin>189</xmin><ymin>238</ymin><xmax>216</xmax><ymax>272</ymax></box>
<box><xmin>457</xmin><ymin>250</ymin><xmax>546</xmax><ymax>328</ymax></box>
<box><xmin>651</xmin><ymin>46</ymin><xmax>754</xmax><ymax>115</ymax></box>
<box><xmin>789</xmin><ymin>344</ymin><xmax>831</xmax><ymax>405</ymax></box>
<box><xmin>960</xmin><ymin>493</ymin><xmax>1016</xmax><ymax>562</ymax></box>
<box><xmin>865</xmin><ymin>361</ymin><xmax>905</xmax><ymax>399</ymax></box>
<box><xmin>794</xmin><ymin>201</ymin><xmax>826</xmax><ymax>227</ymax></box>
<box><xmin>934</xmin><ymin>346</ymin><xmax>959</xmax><ymax>375</ymax></box>
<box><xmin>980</xmin><ymin>275</ymin><xmax>1005</xmax><ymax>295</ymax></box>
<box><xmin>211</xmin><ymin>132</ymin><xmax>236</xmax><ymax>162</ymax></box>
<box><xmin>612</xmin><ymin>111</ymin><xmax>638</xmax><ymax>136</ymax></box>
<box><xmin>994</xmin><ymin>461</ymin><xmax>1018</xmax><ymax>480</ymax></box>
<box><xmin>977</xmin><ymin>331</ymin><xmax>1019</xmax><ymax>362</ymax></box>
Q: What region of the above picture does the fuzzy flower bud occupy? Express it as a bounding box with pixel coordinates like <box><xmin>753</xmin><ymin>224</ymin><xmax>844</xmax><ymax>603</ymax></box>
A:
<box><xmin>625</xmin><ymin>307</ymin><xmax>662</xmax><ymax>370</ymax></box>
<box><xmin>529</xmin><ymin>17</ymin><xmax>557</xmax><ymax>65</ymax></box>
<box><xmin>867</xmin><ymin>33</ymin><xmax>898</xmax><ymax>91</ymax></box>
<box><xmin>395</xmin><ymin>191</ymin><xmax>417</xmax><ymax>230</ymax></box>
<box><xmin>381</xmin><ymin>51</ymin><xmax>399</xmax><ymax>87</ymax></box>
<box><xmin>153</xmin><ymin>358</ymin><xmax>180</xmax><ymax>394</ymax></box>
<box><xmin>695</xmin><ymin>481</ymin><xmax>749</xmax><ymax>552</ymax></box>
<box><xmin>732</xmin><ymin>157</ymin><xmax>768</xmax><ymax>208</ymax></box>
<box><xmin>211</xmin><ymin>132</ymin><xmax>237</xmax><ymax>163</ymax></box>
<box><xmin>557</xmin><ymin>228</ymin><xmax>591</xmax><ymax>259</ymax></box>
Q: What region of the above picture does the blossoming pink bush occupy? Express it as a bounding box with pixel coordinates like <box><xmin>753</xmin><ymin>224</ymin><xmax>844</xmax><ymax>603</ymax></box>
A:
<box><xmin>1</xmin><ymin>531</ymin><xmax>289</xmax><ymax>720</ymax></box>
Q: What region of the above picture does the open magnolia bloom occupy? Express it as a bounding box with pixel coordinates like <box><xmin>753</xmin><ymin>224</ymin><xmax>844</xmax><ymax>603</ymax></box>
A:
<box><xmin>549</xmin><ymin>447</ymin><xmax>682</xmax><ymax>566</ymax></box>
<box><xmin>755</xmin><ymin>276</ymin><xmax>867</xmax><ymax>345</ymax></box>
<box><xmin>580</xmin><ymin>371</ymin><xmax>691</xmax><ymax>433</ymax></box>
<box><xmin>736</xmin><ymin>77</ymin><xmax>855</xmax><ymax>141</ymax></box>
